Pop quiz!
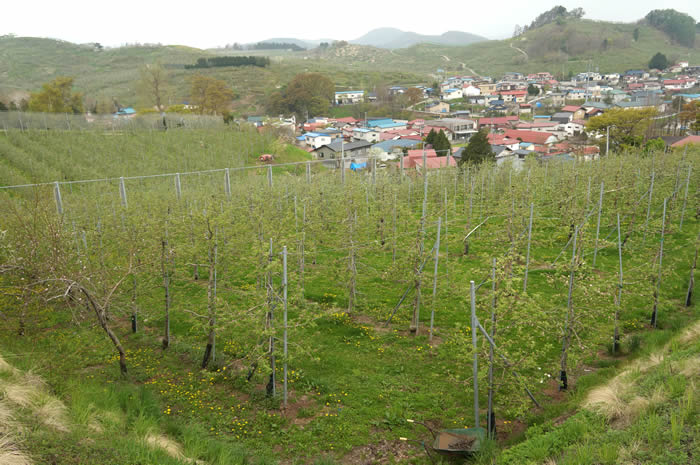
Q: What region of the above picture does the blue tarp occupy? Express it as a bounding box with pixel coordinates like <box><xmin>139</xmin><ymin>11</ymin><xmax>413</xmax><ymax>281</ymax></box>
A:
<box><xmin>350</xmin><ymin>162</ymin><xmax>367</xmax><ymax>171</ymax></box>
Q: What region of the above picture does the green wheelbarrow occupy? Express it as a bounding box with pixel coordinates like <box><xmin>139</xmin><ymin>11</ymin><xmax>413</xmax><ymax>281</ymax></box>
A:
<box><xmin>401</xmin><ymin>419</ymin><xmax>486</xmax><ymax>462</ymax></box>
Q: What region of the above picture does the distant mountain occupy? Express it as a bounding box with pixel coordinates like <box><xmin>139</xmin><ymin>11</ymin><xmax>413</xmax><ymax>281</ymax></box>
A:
<box><xmin>350</xmin><ymin>28</ymin><xmax>487</xmax><ymax>49</ymax></box>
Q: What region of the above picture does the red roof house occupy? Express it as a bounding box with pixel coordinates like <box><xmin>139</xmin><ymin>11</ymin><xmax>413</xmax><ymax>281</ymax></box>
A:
<box><xmin>503</xmin><ymin>129</ymin><xmax>558</xmax><ymax>146</ymax></box>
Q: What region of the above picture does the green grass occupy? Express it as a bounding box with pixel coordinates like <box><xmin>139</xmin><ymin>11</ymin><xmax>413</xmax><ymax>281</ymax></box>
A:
<box><xmin>0</xmin><ymin>130</ymin><xmax>698</xmax><ymax>464</ymax></box>
<box><xmin>3</xmin><ymin>19</ymin><xmax>698</xmax><ymax>116</ymax></box>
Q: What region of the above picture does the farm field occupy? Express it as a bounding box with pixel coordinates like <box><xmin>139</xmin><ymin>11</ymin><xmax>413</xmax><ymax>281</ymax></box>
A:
<box><xmin>0</xmin><ymin>127</ymin><xmax>698</xmax><ymax>464</ymax></box>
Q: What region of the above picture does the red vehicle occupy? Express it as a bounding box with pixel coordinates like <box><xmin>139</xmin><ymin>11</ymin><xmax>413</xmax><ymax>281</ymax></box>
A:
<box><xmin>259</xmin><ymin>154</ymin><xmax>274</xmax><ymax>162</ymax></box>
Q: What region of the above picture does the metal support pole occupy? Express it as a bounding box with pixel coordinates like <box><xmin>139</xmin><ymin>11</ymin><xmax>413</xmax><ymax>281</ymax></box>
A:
<box><xmin>652</xmin><ymin>199</ymin><xmax>667</xmax><ymax>328</ymax></box>
<box><xmin>524</xmin><ymin>203</ymin><xmax>533</xmax><ymax>293</ymax></box>
<box><xmin>341</xmin><ymin>142</ymin><xmax>345</xmax><ymax>185</ymax></box>
<box><xmin>679</xmin><ymin>165</ymin><xmax>691</xmax><ymax>231</ymax></box>
<box><xmin>283</xmin><ymin>246</ymin><xmax>288</xmax><ymax>408</ymax></box>
<box><xmin>470</xmin><ymin>280</ymin><xmax>479</xmax><ymax>428</ymax></box>
<box><xmin>487</xmin><ymin>258</ymin><xmax>496</xmax><ymax>438</ymax></box>
<box><xmin>267</xmin><ymin>165</ymin><xmax>273</xmax><ymax>188</ymax></box>
<box><xmin>306</xmin><ymin>162</ymin><xmax>311</xmax><ymax>183</ymax></box>
<box><xmin>175</xmin><ymin>173</ymin><xmax>182</xmax><ymax>201</ymax></box>
<box><xmin>429</xmin><ymin>217</ymin><xmax>441</xmax><ymax>343</ymax></box>
<box><xmin>54</xmin><ymin>181</ymin><xmax>64</xmax><ymax>215</ymax></box>
<box><xmin>593</xmin><ymin>181</ymin><xmax>604</xmax><ymax>267</ymax></box>
<box><xmin>644</xmin><ymin>171</ymin><xmax>655</xmax><ymax>242</ymax></box>
<box><xmin>614</xmin><ymin>213</ymin><xmax>623</xmax><ymax>355</ymax></box>
<box><xmin>224</xmin><ymin>168</ymin><xmax>231</xmax><ymax>199</ymax></box>
<box><xmin>119</xmin><ymin>176</ymin><xmax>127</xmax><ymax>208</ymax></box>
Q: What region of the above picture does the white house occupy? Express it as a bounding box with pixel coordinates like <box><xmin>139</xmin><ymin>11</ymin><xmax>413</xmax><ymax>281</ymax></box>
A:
<box><xmin>334</xmin><ymin>91</ymin><xmax>364</xmax><ymax>105</ymax></box>
<box><xmin>563</xmin><ymin>120</ymin><xmax>585</xmax><ymax>137</ymax></box>
<box><xmin>442</xmin><ymin>88</ymin><xmax>464</xmax><ymax>100</ymax></box>
<box><xmin>462</xmin><ymin>85</ymin><xmax>481</xmax><ymax>96</ymax></box>
<box><xmin>303</xmin><ymin>132</ymin><xmax>332</xmax><ymax>149</ymax></box>
<box><xmin>352</xmin><ymin>128</ymin><xmax>380</xmax><ymax>143</ymax></box>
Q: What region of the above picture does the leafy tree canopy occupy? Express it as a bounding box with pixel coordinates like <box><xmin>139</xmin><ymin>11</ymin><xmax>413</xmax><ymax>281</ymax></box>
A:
<box><xmin>189</xmin><ymin>74</ymin><xmax>235</xmax><ymax>115</ymax></box>
<box><xmin>28</xmin><ymin>77</ymin><xmax>84</xmax><ymax>114</ymax></box>
<box><xmin>645</xmin><ymin>9</ymin><xmax>696</xmax><ymax>47</ymax></box>
<box><xmin>433</xmin><ymin>130</ymin><xmax>452</xmax><ymax>156</ymax></box>
<box><xmin>267</xmin><ymin>73</ymin><xmax>334</xmax><ymax>118</ymax></box>
<box><xmin>586</xmin><ymin>107</ymin><xmax>658</xmax><ymax>152</ymax></box>
<box><xmin>648</xmin><ymin>52</ymin><xmax>669</xmax><ymax>70</ymax></box>
<box><xmin>460</xmin><ymin>130</ymin><xmax>493</xmax><ymax>165</ymax></box>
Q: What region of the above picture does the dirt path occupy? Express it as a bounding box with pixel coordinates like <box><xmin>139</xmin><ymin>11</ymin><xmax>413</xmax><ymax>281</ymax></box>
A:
<box><xmin>510</xmin><ymin>41</ymin><xmax>528</xmax><ymax>59</ymax></box>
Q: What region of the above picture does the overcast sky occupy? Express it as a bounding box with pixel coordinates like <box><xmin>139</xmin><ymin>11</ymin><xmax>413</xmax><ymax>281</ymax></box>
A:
<box><xmin>3</xmin><ymin>1</ymin><xmax>699</xmax><ymax>48</ymax></box>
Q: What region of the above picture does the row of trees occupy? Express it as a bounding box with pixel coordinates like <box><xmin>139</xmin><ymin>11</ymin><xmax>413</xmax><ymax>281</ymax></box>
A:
<box><xmin>185</xmin><ymin>56</ymin><xmax>270</xmax><ymax>69</ymax></box>
<box><xmin>645</xmin><ymin>9</ymin><xmax>696</xmax><ymax>47</ymax></box>
<box><xmin>513</xmin><ymin>6</ymin><xmax>585</xmax><ymax>37</ymax></box>
<box><xmin>16</xmin><ymin>64</ymin><xmax>236</xmax><ymax>117</ymax></box>
<box><xmin>266</xmin><ymin>73</ymin><xmax>335</xmax><ymax>118</ymax></box>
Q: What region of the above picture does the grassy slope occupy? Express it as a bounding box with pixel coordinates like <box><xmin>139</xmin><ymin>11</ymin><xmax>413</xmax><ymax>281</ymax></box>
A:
<box><xmin>2</xmin><ymin>19</ymin><xmax>698</xmax><ymax>115</ymax></box>
<box><xmin>0</xmin><ymin>36</ymin><xmax>426</xmax><ymax>115</ymax></box>
<box><xmin>0</xmin><ymin>130</ymin><xmax>697</xmax><ymax>465</ymax></box>
<box><xmin>495</xmin><ymin>320</ymin><xmax>699</xmax><ymax>465</ymax></box>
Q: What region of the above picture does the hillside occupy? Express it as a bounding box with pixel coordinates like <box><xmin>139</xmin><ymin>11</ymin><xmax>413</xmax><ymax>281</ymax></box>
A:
<box><xmin>0</xmin><ymin>36</ymin><xmax>426</xmax><ymax>115</ymax></box>
<box><xmin>498</xmin><ymin>320</ymin><xmax>699</xmax><ymax>464</ymax></box>
<box><xmin>351</xmin><ymin>27</ymin><xmax>487</xmax><ymax>49</ymax></box>
<box><xmin>1</xmin><ymin>17</ymin><xmax>699</xmax><ymax>114</ymax></box>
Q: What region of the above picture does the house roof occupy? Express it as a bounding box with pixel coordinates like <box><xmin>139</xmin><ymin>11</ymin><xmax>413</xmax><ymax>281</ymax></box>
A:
<box><xmin>561</xmin><ymin>105</ymin><xmax>581</xmax><ymax>112</ymax></box>
<box><xmin>664</xmin><ymin>135</ymin><xmax>700</xmax><ymax>147</ymax></box>
<box><xmin>335</xmin><ymin>90</ymin><xmax>364</xmax><ymax>94</ymax></box>
<box><xmin>334</xmin><ymin>117</ymin><xmax>358</xmax><ymax>123</ymax></box>
<box><xmin>516</xmin><ymin>121</ymin><xmax>558</xmax><ymax>129</ymax></box>
<box><xmin>372</xmin><ymin>139</ymin><xmax>421</xmax><ymax>152</ymax></box>
<box><xmin>313</xmin><ymin>140</ymin><xmax>372</xmax><ymax>153</ymax></box>
<box><xmin>503</xmin><ymin>129</ymin><xmax>556</xmax><ymax>145</ymax></box>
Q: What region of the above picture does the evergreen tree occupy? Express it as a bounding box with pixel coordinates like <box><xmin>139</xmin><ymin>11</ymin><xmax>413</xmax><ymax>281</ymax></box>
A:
<box><xmin>649</xmin><ymin>52</ymin><xmax>669</xmax><ymax>70</ymax></box>
<box><xmin>460</xmin><ymin>130</ymin><xmax>493</xmax><ymax>165</ymax></box>
<box><xmin>433</xmin><ymin>129</ymin><xmax>452</xmax><ymax>156</ymax></box>
<box><xmin>425</xmin><ymin>128</ymin><xmax>437</xmax><ymax>147</ymax></box>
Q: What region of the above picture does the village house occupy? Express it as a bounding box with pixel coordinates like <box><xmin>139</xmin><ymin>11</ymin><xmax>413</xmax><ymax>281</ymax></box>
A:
<box><xmin>334</xmin><ymin>91</ymin><xmax>364</xmax><ymax>105</ymax></box>
<box><xmin>352</xmin><ymin>128</ymin><xmax>381</xmax><ymax>143</ymax></box>
<box><xmin>499</xmin><ymin>90</ymin><xmax>528</xmax><ymax>103</ymax></box>
<box><xmin>300</xmin><ymin>132</ymin><xmax>332</xmax><ymax>149</ymax></box>
<box><xmin>426</xmin><ymin>101</ymin><xmax>450</xmax><ymax>114</ymax></box>
<box><xmin>478</xmin><ymin>116</ymin><xmax>519</xmax><ymax>130</ymax></box>
<box><xmin>403</xmin><ymin>149</ymin><xmax>457</xmax><ymax>169</ymax></box>
<box><xmin>371</xmin><ymin>139</ymin><xmax>421</xmax><ymax>161</ymax></box>
<box><xmin>312</xmin><ymin>140</ymin><xmax>372</xmax><ymax>161</ymax></box>
<box><xmin>503</xmin><ymin>129</ymin><xmax>558</xmax><ymax>147</ymax></box>
<box><xmin>426</xmin><ymin>118</ymin><xmax>477</xmax><ymax>142</ymax></box>
<box><xmin>367</xmin><ymin>119</ymin><xmax>408</xmax><ymax>132</ymax></box>
<box><xmin>442</xmin><ymin>88</ymin><xmax>464</xmax><ymax>100</ymax></box>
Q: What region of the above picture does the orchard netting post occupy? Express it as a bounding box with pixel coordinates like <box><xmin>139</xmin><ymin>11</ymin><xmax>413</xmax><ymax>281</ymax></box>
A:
<box><xmin>560</xmin><ymin>226</ymin><xmax>578</xmax><ymax>391</ymax></box>
<box><xmin>470</xmin><ymin>280</ymin><xmax>479</xmax><ymax>428</ymax></box>
<box><xmin>224</xmin><ymin>168</ymin><xmax>231</xmax><ymax>199</ymax></box>
<box><xmin>592</xmin><ymin>181</ymin><xmax>604</xmax><ymax>267</ymax></box>
<box><xmin>175</xmin><ymin>173</ymin><xmax>182</xmax><ymax>201</ymax></box>
<box><xmin>643</xmin><ymin>170</ymin><xmax>655</xmax><ymax>242</ymax></box>
<box><xmin>54</xmin><ymin>182</ymin><xmax>64</xmax><ymax>215</ymax></box>
<box><xmin>679</xmin><ymin>165</ymin><xmax>691</xmax><ymax>231</ymax></box>
<box><xmin>614</xmin><ymin>213</ymin><xmax>623</xmax><ymax>355</ymax></box>
<box><xmin>283</xmin><ymin>246</ymin><xmax>288</xmax><ymax>408</ymax></box>
<box><xmin>686</xmin><ymin>231</ymin><xmax>698</xmax><ymax>307</ymax></box>
<box><xmin>487</xmin><ymin>258</ymin><xmax>496</xmax><ymax>439</ymax></box>
<box><xmin>523</xmin><ymin>203</ymin><xmax>534</xmax><ymax>293</ymax></box>
<box><xmin>651</xmin><ymin>198</ymin><xmax>667</xmax><ymax>328</ymax></box>
<box><xmin>119</xmin><ymin>177</ymin><xmax>128</xmax><ymax>208</ymax></box>
<box><xmin>429</xmin><ymin>217</ymin><xmax>441</xmax><ymax>343</ymax></box>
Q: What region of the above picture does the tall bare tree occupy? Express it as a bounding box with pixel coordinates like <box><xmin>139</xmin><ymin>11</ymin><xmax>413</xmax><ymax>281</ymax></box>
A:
<box><xmin>139</xmin><ymin>62</ymin><xmax>169</xmax><ymax>112</ymax></box>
